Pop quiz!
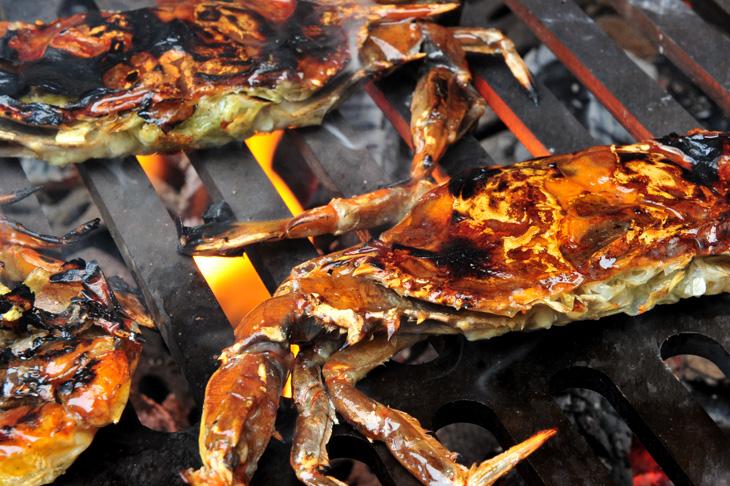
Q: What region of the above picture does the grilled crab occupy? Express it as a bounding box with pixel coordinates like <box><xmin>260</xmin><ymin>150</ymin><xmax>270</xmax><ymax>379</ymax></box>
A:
<box><xmin>0</xmin><ymin>192</ymin><xmax>149</xmax><ymax>486</ymax></box>
<box><xmin>0</xmin><ymin>0</ymin><xmax>532</xmax><ymax>185</ymax></box>
<box><xmin>184</xmin><ymin>129</ymin><xmax>730</xmax><ymax>485</ymax></box>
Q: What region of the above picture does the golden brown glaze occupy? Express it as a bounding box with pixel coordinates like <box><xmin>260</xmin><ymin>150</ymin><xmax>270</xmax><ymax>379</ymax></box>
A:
<box><xmin>342</xmin><ymin>130</ymin><xmax>730</xmax><ymax>315</ymax></box>
<box><xmin>0</xmin><ymin>215</ymin><xmax>145</xmax><ymax>486</ymax></box>
<box><xmin>0</xmin><ymin>0</ymin><xmax>533</xmax><ymax>173</ymax></box>
<box><xmin>0</xmin><ymin>0</ymin><xmax>355</xmax><ymax>127</ymax></box>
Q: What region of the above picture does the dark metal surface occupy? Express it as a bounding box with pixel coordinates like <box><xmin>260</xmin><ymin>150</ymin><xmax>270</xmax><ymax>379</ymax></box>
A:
<box><xmin>360</xmin><ymin>296</ymin><xmax>730</xmax><ymax>486</ymax></box>
<box><xmin>77</xmin><ymin>159</ymin><xmax>233</xmax><ymax>404</ymax></box>
<box><xmin>292</xmin><ymin>112</ymin><xmax>392</xmax><ymax>197</ymax></box>
<box><xmin>505</xmin><ymin>0</ymin><xmax>699</xmax><ymax>139</ymax></box>
<box><xmin>711</xmin><ymin>0</ymin><xmax>730</xmax><ymax>18</ymax></box>
<box><xmin>607</xmin><ymin>0</ymin><xmax>730</xmax><ymax>114</ymax></box>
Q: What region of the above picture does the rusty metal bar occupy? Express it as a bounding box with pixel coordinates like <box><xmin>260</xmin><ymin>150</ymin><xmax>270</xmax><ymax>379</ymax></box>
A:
<box><xmin>471</xmin><ymin>59</ymin><xmax>597</xmax><ymax>156</ymax></box>
<box><xmin>505</xmin><ymin>0</ymin><xmax>699</xmax><ymax>139</ymax></box>
<box><xmin>607</xmin><ymin>0</ymin><xmax>730</xmax><ymax>114</ymax></box>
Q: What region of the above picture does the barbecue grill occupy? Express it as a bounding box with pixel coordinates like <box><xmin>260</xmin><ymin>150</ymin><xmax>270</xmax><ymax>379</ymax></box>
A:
<box><xmin>1</xmin><ymin>0</ymin><xmax>728</xmax><ymax>485</ymax></box>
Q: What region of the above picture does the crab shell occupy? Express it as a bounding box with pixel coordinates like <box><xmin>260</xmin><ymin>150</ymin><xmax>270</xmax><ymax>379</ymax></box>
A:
<box><xmin>0</xmin><ymin>0</ymin><xmax>457</xmax><ymax>164</ymax></box>
<box><xmin>282</xmin><ymin>130</ymin><xmax>730</xmax><ymax>340</ymax></box>
<box><xmin>0</xmin><ymin>223</ymin><xmax>144</xmax><ymax>486</ymax></box>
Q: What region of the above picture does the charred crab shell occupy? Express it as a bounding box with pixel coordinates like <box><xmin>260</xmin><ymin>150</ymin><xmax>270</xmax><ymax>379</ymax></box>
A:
<box><xmin>0</xmin><ymin>237</ymin><xmax>145</xmax><ymax>486</ymax></box>
<box><xmin>0</xmin><ymin>2</ymin><xmax>364</xmax><ymax>164</ymax></box>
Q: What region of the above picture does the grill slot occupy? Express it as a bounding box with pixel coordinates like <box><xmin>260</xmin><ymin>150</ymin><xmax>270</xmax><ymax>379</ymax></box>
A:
<box><xmin>0</xmin><ymin>1</ymin><xmax>728</xmax><ymax>485</ymax></box>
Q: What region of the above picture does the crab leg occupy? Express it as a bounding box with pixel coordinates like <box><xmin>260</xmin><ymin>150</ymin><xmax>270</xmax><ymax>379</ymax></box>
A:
<box><xmin>0</xmin><ymin>217</ymin><xmax>100</xmax><ymax>249</ymax></box>
<box><xmin>368</xmin><ymin>3</ymin><xmax>461</xmax><ymax>22</ymax></box>
<box><xmin>451</xmin><ymin>27</ymin><xmax>536</xmax><ymax>100</ymax></box>
<box><xmin>291</xmin><ymin>339</ymin><xmax>346</xmax><ymax>486</ymax></box>
<box><xmin>178</xmin><ymin>179</ymin><xmax>433</xmax><ymax>256</ymax></box>
<box><xmin>0</xmin><ymin>187</ymin><xmax>40</xmax><ymax>206</ymax></box>
<box><xmin>410</xmin><ymin>65</ymin><xmax>485</xmax><ymax>180</ymax></box>
<box><xmin>408</xmin><ymin>23</ymin><xmax>487</xmax><ymax>181</ymax></box>
<box><xmin>186</xmin><ymin>274</ymin><xmax>412</xmax><ymax>484</ymax></box>
<box><xmin>183</xmin><ymin>293</ymin><xmax>301</xmax><ymax>485</ymax></box>
<box><xmin>323</xmin><ymin>334</ymin><xmax>556</xmax><ymax>486</ymax></box>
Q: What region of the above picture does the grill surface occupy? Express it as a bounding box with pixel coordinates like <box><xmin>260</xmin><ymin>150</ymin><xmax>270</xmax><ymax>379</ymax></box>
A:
<box><xmin>0</xmin><ymin>1</ymin><xmax>729</xmax><ymax>485</ymax></box>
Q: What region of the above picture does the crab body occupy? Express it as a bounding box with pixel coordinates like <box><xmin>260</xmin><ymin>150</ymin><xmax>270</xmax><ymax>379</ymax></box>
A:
<box><xmin>187</xmin><ymin>131</ymin><xmax>730</xmax><ymax>485</ymax></box>
<box><xmin>0</xmin><ymin>200</ymin><xmax>149</xmax><ymax>486</ymax></box>
<box><xmin>0</xmin><ymin>0</ymin><xmax>530</xmax><ymax>168</ymax></box>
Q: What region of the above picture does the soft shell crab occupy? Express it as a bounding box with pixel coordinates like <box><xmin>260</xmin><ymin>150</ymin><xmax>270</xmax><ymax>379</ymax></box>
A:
<box><xmin>184</xmin><ymin>130</ymin><xmax>730</xmax><ymax>485</ymax></box>
<box><xmin>0</xmin><ymin>192</ymin><xmax>148</xmax><ymax>486</ymax></box>
<box><xmin>0</xmin><ymin>0</ymin><xmax>532</xmax><ymax>183</ymax></box>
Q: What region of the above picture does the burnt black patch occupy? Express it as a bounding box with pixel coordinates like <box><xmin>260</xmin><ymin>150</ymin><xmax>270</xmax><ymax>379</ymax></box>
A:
<box><xmin>617</xmin><ymin>151</ymin><xmax>649</xmax><ymax>165</ymax></box>
<box><xmin>395</xmin><ymin>238</ymin><xmax>497</xmax><ymax>279</ymax></box>
<box><xmin>59</xmin><ymin>358</ymin><xmax>99</xmax><ymax>395</ymax></box>
<box><xmin>0</xmin><ymin>95</ymin><xmax>64</xmax><ymax>126</ymax></box>
<box><xmin>16</xmin><ymin>409</ymin><xmax>40</xmax><ymax>425</ymax></box>
<box><xmin>658</xmin><ymin>132</ymin><xmax>728</xmax><ymax>187</ymax></box>
<box><xmin>0</xmin><ymin>284</ymin><xmax>34</xmax><ymax>316</ymax></box>
<box><xmin>0</xmin><ymin>1</ymin><xmax>348</xmax><ymax>125</ymax></box>
<box><xmin>448</xmin><ymin>167</ymin><xmax>501</xmax><ymax>199</ymax></box>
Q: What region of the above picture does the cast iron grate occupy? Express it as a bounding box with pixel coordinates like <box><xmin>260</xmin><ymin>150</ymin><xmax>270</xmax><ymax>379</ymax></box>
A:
<box><xmin>0</xmin><ymin>1</ymin><xmax>728</xmax><ymax>485</ymax></box>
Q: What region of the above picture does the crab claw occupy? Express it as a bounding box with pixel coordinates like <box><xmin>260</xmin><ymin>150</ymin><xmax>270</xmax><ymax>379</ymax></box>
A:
<box><xmin>0</xmin><ymin>218</ymin><xmax>100</xmax><ymax>249</ymax></box>
<box><xmin>0</xmin><ymin>186</ymin><xmax>41</xmax><ymax>206</ymax></box>
<box><xmin>177</xmin><ymin>219</ymin><xmax>289</xmax><ymax>256</ymax></box>
<box><xmin>466</xmin><ymin>429</ymin><xmax>556</xmax><ymax>485</ymax></box>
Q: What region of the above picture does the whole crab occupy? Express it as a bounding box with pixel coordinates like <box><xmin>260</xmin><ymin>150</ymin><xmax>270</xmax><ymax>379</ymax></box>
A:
<box><xmin>184</xmin><ymin>130</ymin><xmax>730</xmax><ymax>485</ymax></box>
<box><xmin>0</xmin><ymin>0</ymin><xmax>532</xmax><ymax>187</ymax></box>
<box><xmin>0</xmin><ymin>191</ymin><xmax>150</xmax><ymax>486</ymax></box>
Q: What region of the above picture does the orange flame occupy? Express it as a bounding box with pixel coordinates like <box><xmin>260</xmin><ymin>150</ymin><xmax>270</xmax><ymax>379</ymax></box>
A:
<box><xmin>137</xmin><ymin>153</ymin><xmax>271</xmax><ymax>325</ymax></box>
<box><xmin>138</xmin><ymin>132</ymin><xmax>300</xmax><ymax>397</ymax></box>
<box><xmin>245</xmin><ymin>131</ymin><xmax>303</xmax><ymax>216</ymax></box>
<box><xmin>245</xmin><ymin>131</ymin><xmax>302</xmax><ymax>397</ymax></box>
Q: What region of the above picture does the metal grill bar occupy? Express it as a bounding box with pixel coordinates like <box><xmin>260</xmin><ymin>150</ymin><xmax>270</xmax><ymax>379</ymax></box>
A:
<box><xmin>291</xmin><ymin>112</ymin><xmax>393</xmax><ymax>197</ymax></box>
<box><xmin>505</xmin><ymin>0</ymin><xmax>699</xmax><ymax>138</ymax></box>
<box><xmin>606</xmin><ymin>0</ymin><xmax>730</xmax><ymax>114</ymax></box>
<box><xmin>0</xmin><ymin>160</ymin><xmax>51</xmax><ymax>233</ymax></box>
<box><xmin>188</xmin><ymin>144</ymin><xmax>317</xmax><ymax>290</ymax></box>
<box><xmin>471</xmin><ymin>60</ymin><xmax>596</xmax><ymax>155</ymax></box>
<box><xmin>77</xmin><ymin>160</ymin><xmax>233</xmax><ymax>403</ymax></box>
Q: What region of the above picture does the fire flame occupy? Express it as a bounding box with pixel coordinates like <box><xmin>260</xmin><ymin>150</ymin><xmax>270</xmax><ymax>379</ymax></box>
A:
<box><xmin>137</xmin><ymin>154</ymin><xmax>271</xmax><ymax>325</ymax></box>
<box><xmin>138</xmin><ymin>131</ymin><xmax>300</xmax><ymax>396</ymax></box>
<box><xmin>245</xmin><ymin>131</ymin><xmax>303</xmax><ymax>215</ymax></box>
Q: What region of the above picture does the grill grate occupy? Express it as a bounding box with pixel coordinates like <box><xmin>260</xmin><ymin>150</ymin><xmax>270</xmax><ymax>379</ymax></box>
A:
<box><xmin>0</xmin><ymin>1</ymin><xmax>729</xmax><ymax>485</ymax></box>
